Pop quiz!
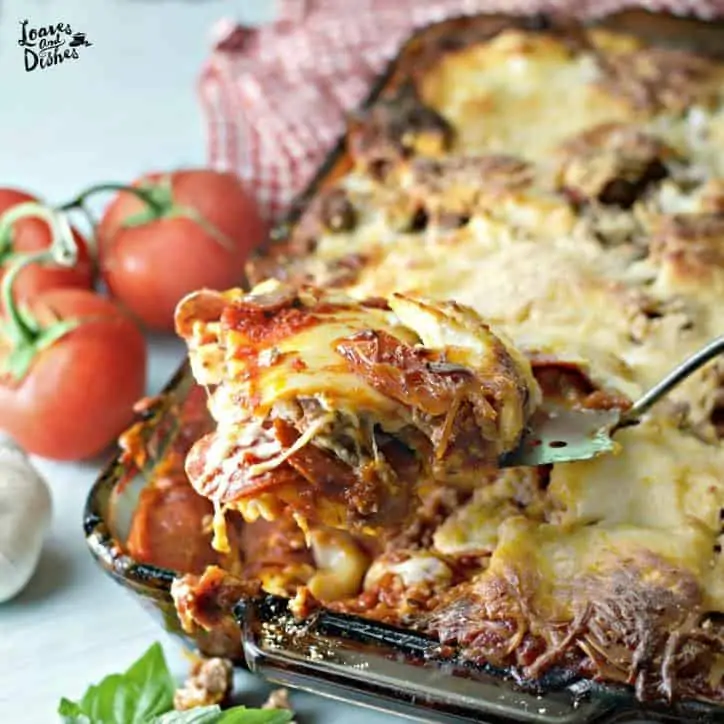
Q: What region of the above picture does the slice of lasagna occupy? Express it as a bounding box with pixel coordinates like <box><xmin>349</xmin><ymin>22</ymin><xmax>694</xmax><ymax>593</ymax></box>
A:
<box><xmin>175</xmin><ymin>280</ymin><xmax>540</xmax><ymax>539</ymax></box>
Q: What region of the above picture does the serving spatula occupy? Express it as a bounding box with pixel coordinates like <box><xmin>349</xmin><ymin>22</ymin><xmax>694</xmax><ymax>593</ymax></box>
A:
<box><xmin>503</xmin><ymin>335</ymin><xmax>724</xmax><ymax>468</ymax></box>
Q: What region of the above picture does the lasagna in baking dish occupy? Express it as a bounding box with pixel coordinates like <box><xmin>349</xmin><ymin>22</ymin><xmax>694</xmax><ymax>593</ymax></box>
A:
<box><xmin>175</xmin><ymin>282</ymin><xmax>540</xmax><ymax>537</ymax></box>
<box><xmin>165</xmin><ymin>14</ymin><xmax>724</xmax><ymax>706</ymax></box>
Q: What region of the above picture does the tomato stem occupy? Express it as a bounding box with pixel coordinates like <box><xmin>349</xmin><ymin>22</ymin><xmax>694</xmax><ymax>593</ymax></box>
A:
<box><xmin>58</xmin><ymin>183</ymin><xmax>165</xmax><ymax>215</ymax></box>
<box><xmin>0</xmin><ymin>202</ymin><xmax>78</xmax><ymax>267</ymax></box>
<box><xmin>2</xmin><ymin>251</ymin><xmax>55</xmax><ymax>344</ymax></box>
<box><xmin>0</xmin><ymin>203</ymin><xmax>79</xmax><ymax>346</ymax></box>
<box><xmin>58</xmin><ymin>177</ymin><xmax>236</xmax><ymax>253</ymax></box>
<box><xmin>0</xmin><ymin>224</ymin><xmax>12</xmax><ymax>261</ymax></box>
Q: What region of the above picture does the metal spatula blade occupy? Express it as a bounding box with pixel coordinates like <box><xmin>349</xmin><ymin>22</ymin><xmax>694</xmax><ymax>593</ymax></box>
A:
<box><xmin>502</xmin><ymin>406</ymin><xmax>622</xmax><ymax>467</ymax></box>
<box><xmin>500</xmin><ymin>334</ymin><xmax>724</xmax><ymax>469</ymax></box>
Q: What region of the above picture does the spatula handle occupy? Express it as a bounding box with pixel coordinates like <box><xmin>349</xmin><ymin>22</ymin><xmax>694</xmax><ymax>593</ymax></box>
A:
<box><xmin>620</xmin><ymin>335</ymin><xmax>724</xmax><ymax>425</ymax></box>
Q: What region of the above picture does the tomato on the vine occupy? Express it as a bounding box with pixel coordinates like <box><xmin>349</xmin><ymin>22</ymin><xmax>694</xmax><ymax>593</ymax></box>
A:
<box><xmin>0</xmin><ymin>287</ymin><xmax>147</xmax><ymax>460</ymax></box>
<box><xmin>0</xmin><ymin>188</ymin><xmax>93</xmax><ymax>304</ymax></box>
<box><xmin>0</xmin><ymin>205</ymin><xmax>146</xmax><ymax>461</ymax></box>
<box><xmin>96</xmin><ymin>169</ymin><xmax>268</xmax><ymax>332</ymax></box>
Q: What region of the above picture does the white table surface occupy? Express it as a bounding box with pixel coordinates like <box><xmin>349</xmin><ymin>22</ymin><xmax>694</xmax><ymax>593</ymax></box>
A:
<box><xmin>0</xmin><ymin>2</ymin><xmax>400</xmax><ymax>722</ymax></box>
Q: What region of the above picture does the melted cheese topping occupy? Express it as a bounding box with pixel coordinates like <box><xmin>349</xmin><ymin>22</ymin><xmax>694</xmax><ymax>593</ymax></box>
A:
<box><xmin>419</xmin><ymin>30</ymin><xmax>634</xmax><ymax>161</ymax></box>
<box><xmin>364</xmin><ymin>551</ymin><xmax>453</xmax><ymax>590</ymax></box>
<box><xmin>547</xmin><ymin>416</ymin><xmax>724</xmax><ymax>534</ymax></box>
<box><xmin>278</xmin><ymin>25</ymin><xmax>724</xmax><ymax>621</ymax></box>
<box><xmin>488</xmin><ymin>516</ymin><xmax>714</xmax><ymax>619</ymax></box>
<box><xmin>200</xmin><ymin>288</ymin><xmax>418</xmax><ymax>427</ymax></box>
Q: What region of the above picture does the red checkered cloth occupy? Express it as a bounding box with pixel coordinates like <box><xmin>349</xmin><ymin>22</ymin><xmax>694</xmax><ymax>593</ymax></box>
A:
<box><xmin>198</xmin><ymin>0</ymin><xmax>724</xmax><ymax>222</ymax></box>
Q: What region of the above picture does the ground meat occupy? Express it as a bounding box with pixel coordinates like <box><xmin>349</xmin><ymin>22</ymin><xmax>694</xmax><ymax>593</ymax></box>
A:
<box><xmin>625</xmin><ymin>291</ymin><xmax>696</xmax><ymax>345</ymax></box>
<box><xmin>171</xmin><ymin>566</ymin><xmax>261</xmax><ymax>659</ymax></box>
<box><xmin>425</xmin><ymin>552</ymin><xmax>724</xmax><ymax>702</ymax></box>
<box><xmin>347</xmin><ymin>83</ymin><xmax>453</xmax><ymax>178</ymax></box>
<box><xmin>597</xmin><ymin>48</ymin><xmax>719</xmax><ymax>114</ymax></box>
<box><xmin>701</xmin><ymin>179</ymin><xmax>724</xmax><ymax>213</ymax></box>
<box><xmin>262</xmin><ymin>687</ymin><xmax>296</xmax><ymax>719</ymax></box>
<box><xmin>556</xmin><ymin>123</ymin><xmax>671</xmax><ymax>208</ymax></box>
<box><xmin>289</xmin><ymin>187</ymin><xmax>358</xmax><ymax>255</ymax></box>
<box><xmin>648</xmin><ymin>213</ymin><xmax>724</xmax><ymax>280</ymax></box>
<box><xmin>529</xmin><ymin>357</ymin><xmax>631</xmax><ymax>411</ymax></box>
<box><xmin>390</xmin><ymin>485</ymin><xmax>471</xmax><ymax>551</ymax></box>
<box><xmin>406</xmin><ymin>154</ymin><xmax>534</xmax><ymax>223</ymax></box>
<box><xmin>173</xmin><ymin>657</ymin><xmax>233</xmax><ymax>711</ymax></box>
<box><xmin>410</xmin><ymin>154</ymin><xmax>533</xmax><ymax>194</ymax></box>
<box><xmin>320</xmin><ymin>253</ymin><xmax>369</xmax><ymax>288</ymax></box>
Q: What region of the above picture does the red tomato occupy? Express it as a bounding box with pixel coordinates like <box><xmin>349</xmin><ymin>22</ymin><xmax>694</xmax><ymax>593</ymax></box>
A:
<box><xmin>0</xmin><ymin>188</ymin><xmax>94</xmax><ymax>303</ymax></box>
<box><xmin>0</xmin><ymin>288</ymin><xmax>147</xmax><ymax>460</ymax></box>
<box><xmin>97</xmin><ymin>170</ymin><xmax>268</xmax><ymax>332</ymax></box>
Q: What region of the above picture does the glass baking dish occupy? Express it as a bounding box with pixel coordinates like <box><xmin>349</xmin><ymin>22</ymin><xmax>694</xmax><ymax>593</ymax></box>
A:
<box><xmin>85</xmin><ymin>8</ymin><xmax>724</xmax><ymax>722</ymax></box>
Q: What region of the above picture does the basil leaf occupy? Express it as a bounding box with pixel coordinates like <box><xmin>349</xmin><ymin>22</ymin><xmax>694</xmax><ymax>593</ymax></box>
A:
<box><xmin>58</xmin><ymin>642</ymin><xmax>174</xmax><ymax>724</ymax></box>
<box><xmin>57</xmin><ymin>697</ymin><xmax>90</xmax><ymax>723</ymax></box>
<box><xmin>151</xmin><ymin>706</ymin><xmax>294</xmax><ymax>724</ymax></box>
<box><xmin>80</xmin><ymin>674</ymin><xmax>139</xmax><ymax>724</ymax></box>
<box><xmin>123</xmin><ymin>642</ymin><xmax>175</xmax><ymax>721</ymax></box>
<box><xmin>57</xmin><ymin>641</ymin><xmax>292</xmax><ymax>724</ymax></box>
<box><xmin>152</xmin><ymin>705</ymin><xmax>222</xmax><ymax>723</ymax></box>
<box><xmin>218</xmin><ymin>710</ymin><xmax>293</xmax><ymax>724</ymax></box>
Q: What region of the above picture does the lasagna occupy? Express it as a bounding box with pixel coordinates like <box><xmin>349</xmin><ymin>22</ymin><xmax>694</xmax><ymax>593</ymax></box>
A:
<box><xmin>153</xmin><ymin>13</ymin><xmax>724</xmax><ymax>707</ymax></box>
<box><xmin>175</xmin><ymin>281</ymin><xmax>540</xmax><ymax>538</ymax></box>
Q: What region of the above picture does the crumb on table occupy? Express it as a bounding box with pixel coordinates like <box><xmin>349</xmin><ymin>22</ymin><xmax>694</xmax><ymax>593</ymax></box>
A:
<box><xmin>174</xmin><ymin>657</ymin><xmax>234</xmax><ymax>711</ymax></box>
<box><xmin>263</xmin><ymin>688</ymin><xmax>296</xmax><ymax>721</ymax></box>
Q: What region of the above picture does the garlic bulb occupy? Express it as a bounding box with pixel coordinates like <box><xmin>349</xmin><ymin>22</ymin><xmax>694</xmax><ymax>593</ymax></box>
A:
<box><xmin>0</xmin><ymin>438</ymin><xmax>52</xmax><ymax>602</ymax></box>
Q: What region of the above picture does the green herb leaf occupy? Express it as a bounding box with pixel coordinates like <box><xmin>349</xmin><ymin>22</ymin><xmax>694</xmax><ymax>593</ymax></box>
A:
<box><xmin>57</xmin><ymin>642</ymin><xmax>174</xmax><ymax>724</ymax></box>
<box><xmin>123</xmin><ymin>642</ymin><xmax>175</xmax><ymax>722</ymax></box>
<box><xmin>57</xmin><ymin>697</ymin><xmax>90</xmax><ymax>723</ymax></box>
<box><xmin>57</xmin><ymin>642</ymin><xmax>293</xmax><ymax>724</ymax></box>
<box><xmin>218</xmin><ymin>710</ymin><xmax>293</xmax><ymax>724</ymax></box>
<box><xmin>151</xmin><ymin>706</ymin><xmax>293</xmax><ymax>724</ymax></box>
<box><xmin>80</xmin><ymin>674</ymin><xmax>138</xmax><ymax>724</ymax></box>
<box><xmin>151</xmin><ymin>706</ymin><xmax>223</xmax><ymax>723</ymax></box>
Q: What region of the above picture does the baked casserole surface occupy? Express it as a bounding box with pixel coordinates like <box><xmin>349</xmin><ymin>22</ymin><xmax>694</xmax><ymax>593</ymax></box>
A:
<box><xmin>129</xmin><ymin>15</ymin><xmax>724</xmax><ymax>705</ymax></box>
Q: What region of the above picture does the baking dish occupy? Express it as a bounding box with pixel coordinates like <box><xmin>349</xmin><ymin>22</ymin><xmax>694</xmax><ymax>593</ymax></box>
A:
<box><xmin>85</xmin><ymin>8</ymin><xmax>724</xmax><ymax>722</ymax></box>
